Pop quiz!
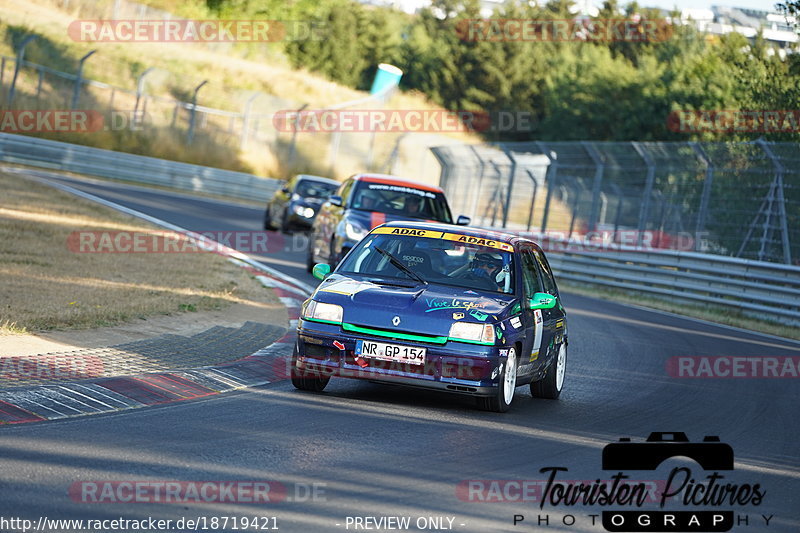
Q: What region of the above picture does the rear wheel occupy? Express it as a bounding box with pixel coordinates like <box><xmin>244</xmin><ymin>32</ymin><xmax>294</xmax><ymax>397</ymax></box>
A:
<box><xmin>531</xmin><ymin>342</ymin><xmax>566</xmax><ymax>399</ymax></box>
<box><xmin>477</xmin><ymin>346</ymin><xmax>517</xmax><ymax>412</ymax></box>
<box><xmin>290</xmin><ymin>345</ymin><xmax>330</xmax><ymax>392</ymax></box>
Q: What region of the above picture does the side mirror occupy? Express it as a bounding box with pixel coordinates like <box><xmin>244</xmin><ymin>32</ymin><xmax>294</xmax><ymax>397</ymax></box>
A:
<box><xmin>280</xmin><ymin>185</ymin><xmax>290</xmax><ymax>194</ymax></box>
<box><xmin>312</xmin><ymin>263</ymin><xmax>331</xmax><ymax>281</ymax></box>
<box><xmin>529</xmin><ymin>292</ymin><xmax>557</xmax><ymax>310</ymax></box>
<box><xmin>456</xmin><ymin>215</ymin><xmax>471</xmax><ymax>226</ymax></box>
<box><xmin>328</xmin><ymin>195</ymin><xmax>343</xmax><ymax>207</ymax></box>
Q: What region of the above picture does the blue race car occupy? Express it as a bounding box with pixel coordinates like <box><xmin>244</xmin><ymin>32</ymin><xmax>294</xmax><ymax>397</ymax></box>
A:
<box><xmin>293</xmin><ymin>221</ymin><xmax>568</xmax><ymax>412</ymax></box>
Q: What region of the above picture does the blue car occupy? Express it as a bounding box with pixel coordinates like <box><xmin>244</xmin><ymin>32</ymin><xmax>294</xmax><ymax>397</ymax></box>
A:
<box><xmin>306</xmin><ymin>173</ymin><xmax>469</xmax><ymax>272</ymax></box>
<box><xmin>293</xmin><ymin>221</ymin><xmax>568</xmax><ymax>412</ymax></box>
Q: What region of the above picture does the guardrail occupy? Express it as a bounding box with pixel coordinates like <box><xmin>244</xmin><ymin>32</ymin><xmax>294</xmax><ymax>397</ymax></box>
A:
<box><xmin>0</xmin><ymin>132</ymin><xmax>280</xmax><ymax>202</ymax></box>
<box><xmin>484</xmin><ymin>229</ymin><xmax>800</xmax><ymax>327</ymax></box>
<box><xmin>541</xmin><ymin>236</ymin><xmax>800</xmax><ymax>327</ymax></box>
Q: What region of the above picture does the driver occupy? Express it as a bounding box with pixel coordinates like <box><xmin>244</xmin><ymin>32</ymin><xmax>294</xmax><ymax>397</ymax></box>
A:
<box><xmin>405</xmin><ymin>195</ymin><xmax>424</xmax><ymax>216</ymax></box>
<box><xmin>357</xmin><ymin>191</ymin><xmax>378</xmax><ymax>210</ymax></box>
<box><xmin>469</xmin><ymin>252</ymin><xmax>503</xmax><ymax>290</ymax></box>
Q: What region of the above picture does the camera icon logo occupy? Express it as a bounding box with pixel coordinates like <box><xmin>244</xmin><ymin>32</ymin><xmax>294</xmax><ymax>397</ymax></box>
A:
<box><xmin>602</xmin><ymin>432</ymin><xmax>734</xmax><ymax>471</ymax></box>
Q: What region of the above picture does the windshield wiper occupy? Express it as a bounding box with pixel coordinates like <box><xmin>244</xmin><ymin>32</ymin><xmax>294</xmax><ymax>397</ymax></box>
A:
<box><xmin>374</xmin><ymin>246</ymin><xmax>427</xmax><ymax>286</ymax></box>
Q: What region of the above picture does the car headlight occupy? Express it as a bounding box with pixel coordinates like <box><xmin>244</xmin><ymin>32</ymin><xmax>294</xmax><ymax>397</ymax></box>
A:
<box><xmin>302</xmin><ymin>300</ymin><xmax>344</xmax><ymax>324</ymax></box>
<box><xmin>293</xmin><ymin>205</ymin><xmax>315</xmax><ymax>218</ymax></box>
<box><xmin>448</xmin><ymin>322</ymin><xmax>495</xmax><ymax>344</ymax></box>
<box><xmin>345</xmin><ymin>221</ymin><xmax>369</xmax><ymax>241</ymax></box>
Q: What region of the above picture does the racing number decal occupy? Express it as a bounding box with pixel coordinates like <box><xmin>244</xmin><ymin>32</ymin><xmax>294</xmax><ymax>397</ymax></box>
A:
<box><xmin>530</xmin><ymin>309</ymin><xmax>543</xmax><ymax>362</ymax></box>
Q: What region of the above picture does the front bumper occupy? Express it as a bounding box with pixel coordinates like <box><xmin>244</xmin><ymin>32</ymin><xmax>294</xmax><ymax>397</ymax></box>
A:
<box><xmin>296</xmin><ymin>319</ymin><xmax>508</xmax><ymax>397</ymax></box>
<box><xmin>286</xmin><ymin>210</ymin><xmax>318</xmax><ymax>230</ymax></box>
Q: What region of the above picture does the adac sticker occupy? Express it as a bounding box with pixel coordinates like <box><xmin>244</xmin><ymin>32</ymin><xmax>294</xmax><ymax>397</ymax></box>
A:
<box><xmin>453</xmin><ymin>312</ymin><xmax>465</xmax><ymax>320</ymax></box>
<box><xmin>371</xmin><ymin>227</ymin><xmax>443</xmax><ymax>239</ymax></box>
<box><xmin>441</xmin><ymin>232</ymin><xmax>514</xmax><ymax>252</ymax></box>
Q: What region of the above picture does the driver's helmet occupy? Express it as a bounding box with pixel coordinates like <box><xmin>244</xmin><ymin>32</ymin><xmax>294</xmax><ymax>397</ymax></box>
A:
<box><xmin>471</xmin><ymin>252</ymin><xmax>503</xmax><ymax>280</ymax></box>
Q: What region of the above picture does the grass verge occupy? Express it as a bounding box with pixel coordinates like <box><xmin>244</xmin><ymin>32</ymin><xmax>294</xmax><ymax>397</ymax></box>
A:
<box><xmin>0</xmin><ymin>171</ymin><xmax>279</xmax><ymax>332</ymax></box>
<box><xmin>561</xmin><ymin>281</ymin><xmax>800</xmax><ymax>341</ymax></box>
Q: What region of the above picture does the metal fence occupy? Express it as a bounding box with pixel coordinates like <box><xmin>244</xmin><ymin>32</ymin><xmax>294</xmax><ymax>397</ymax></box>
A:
<box><xmin>432</xmin><ymin>140</ymin><xmax>800</xmax><ymax>265</ymax></box>
<box><xmin>0</xmin><ymin>132</ymin><xmax>280</xmax><ymax>202</ymax></box>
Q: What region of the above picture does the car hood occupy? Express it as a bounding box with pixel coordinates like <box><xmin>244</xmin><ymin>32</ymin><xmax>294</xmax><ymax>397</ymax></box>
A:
<box><xmin>312</xmin><ymin>274</ymin><xmax>516</xmax><ymax>337</ymax></box>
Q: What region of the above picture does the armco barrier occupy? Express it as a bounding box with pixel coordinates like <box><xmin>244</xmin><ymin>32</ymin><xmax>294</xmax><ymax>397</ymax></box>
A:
<box><xmin>484</xmin><ymin>229</ymin><xmax>800</xmax><ymax>327</ymax></box>
<box><xmin>0</xmin><ymin>132</ymin><xmax>280</xmax><ymax>202</ymax></box>
<box><xmin>540</xmin><ymin>236</ymin><xmax>800</xmax><ymax>327</ymax></box>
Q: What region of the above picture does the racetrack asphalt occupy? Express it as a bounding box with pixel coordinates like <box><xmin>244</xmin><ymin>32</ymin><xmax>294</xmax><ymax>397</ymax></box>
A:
<box><xmin>0</xmin><ymin>170</ymin><xmax>798</xmax><ymax>533</ymax></box>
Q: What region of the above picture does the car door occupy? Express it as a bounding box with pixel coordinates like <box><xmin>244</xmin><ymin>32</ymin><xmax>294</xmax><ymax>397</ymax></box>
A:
<box><xmin>531</xmin><ymin>246</ymin><xmax>567</xmax><ymax>368</ymax></box>
<box><xmin>276</xmin><ymin>177</ymin><xmax>295</xmax><ymax>223</ymax></box>
<box><xmin>313</xmin><ymin>178</ymin><xmax>351</xmax><ymax>263</ymax></box>
<box><xmin>517</xmin><ymin>246</ymin><xmax>548</xmax><ymax>377</ymax></box>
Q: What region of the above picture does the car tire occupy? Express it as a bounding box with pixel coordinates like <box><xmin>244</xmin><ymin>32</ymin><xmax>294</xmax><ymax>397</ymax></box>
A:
<box><xmin>477</xmin><ymin>346</ymin><xmax>517</xmax><ymax>413</ymax></box>
<box><xmin>531</xmin><ymin>342</ymin><xmax>566</xmax><ymax>400</ymax></box>
<box><xmin>280</xmin><ymin>212</ymin><xmax>292</xmax><ymax>234</ymax></box>
<box><xmin>328</xmin><ymin>238</ymin><xmax>339</xmax><ymax>268</ymax></box>
<box><xmin>264</xmin><ymin>207</ymin><xmax>276</xmax><ymax>231</ymax></box>
<box><xmin>290</xmin><ymin>345</ymin><xmax>330</xmax><ymax>392</ymax></box>
<box><xmin>306</xmin><ymin>234</ymin><xmax>316</xmax><ymax>273</ymax></box>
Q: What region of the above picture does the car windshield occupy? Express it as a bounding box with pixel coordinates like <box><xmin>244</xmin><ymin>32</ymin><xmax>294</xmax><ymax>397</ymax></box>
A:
<box><xmin>338</xmin><ymin>231</ymin><xmax>515</xmax><ymax>294</ymax></box>
<box><xmin>296</xmin><ymin>180</ymin><xmax>337</xmax><ymax>198</ymax></box>
<box><xmin>350</xmin><ymin>182</ymin><xmax>452</xmax><ymax>223</ymax></box>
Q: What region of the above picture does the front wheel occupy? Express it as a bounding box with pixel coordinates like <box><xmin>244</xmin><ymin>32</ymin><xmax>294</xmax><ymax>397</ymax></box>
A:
<box><xmin>280</xmin><ymin>212</ymin><xmax>292</xmax><ymax>234</ymax></box>
<box><xmin>290</xmin><ymin>345</ymin><xmax>330</xmax><ymax>392</ymax></box>
<box><xmin>531</xmin><ymin>342</ymin><xmax>566</xmax><ymax>399</ymax></box>
<box><xmin>263</xmin><ymin>207</ymin><xmax>276</xmax><ymax>230</ymax></box>
<box><xmin>477</xmin><ymin>346</ymin><xmax>517</xmax><ymax>412</ymax></box>
<box><xmin>305</xmin><ymin>235</ymin><xmax>316</xmax><ymax>273</ymax></box>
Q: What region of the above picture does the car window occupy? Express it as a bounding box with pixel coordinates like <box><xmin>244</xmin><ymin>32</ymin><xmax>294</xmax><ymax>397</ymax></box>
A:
<box><xmin>296</xmin><ymin>180</ymin><xmax>337</xmax><ymax>198</ymax></box>
<box><xmin>532</xmin><ymin>248</ymin><xmax>558</xmax><ymax>296</ymax></box>
<box><xmin>350</xmin><ymin>182</ymin><xmax>452</xmax><ymax>223</ymax></box>
<box><xmin>338</xmin><ymin>232</ymin><xmax>515</xmax><ymax>294</ymax></box>
<box><xmin>337</xmin><ymin>179</ymin><xmax>354</xmax><ymax>205</ymax></box>
<box><xmin>520</xmin><ymin>250</ymin><xmax>544</xmax><ymax>298</ymax></box>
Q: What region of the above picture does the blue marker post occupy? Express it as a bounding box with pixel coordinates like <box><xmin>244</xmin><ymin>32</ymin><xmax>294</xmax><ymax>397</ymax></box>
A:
<box><xmin>366</xmin><ymin>64</ymin><xmax>403</xmax><ymax>170</ymax></box>
<box><xmin>370</xmin><ymin>63</ymin><xmax>403</xmax><ymax>99</ymax></box>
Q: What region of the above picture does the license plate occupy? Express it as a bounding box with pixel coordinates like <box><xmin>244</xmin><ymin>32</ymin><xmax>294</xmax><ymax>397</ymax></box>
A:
<box><xmin>355</xmin><ymin>340</ymin><xmax>426</xmax><ymax>365</ymax></box>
